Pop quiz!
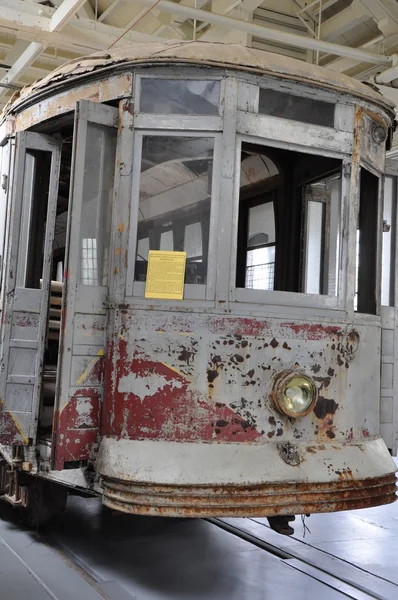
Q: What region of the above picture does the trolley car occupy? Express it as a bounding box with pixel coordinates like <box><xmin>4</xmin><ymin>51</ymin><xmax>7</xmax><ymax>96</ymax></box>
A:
<box><xmin>0</xmin><ymin>41</ymin><xmax>396</xmax><ymax>530</ymax></box>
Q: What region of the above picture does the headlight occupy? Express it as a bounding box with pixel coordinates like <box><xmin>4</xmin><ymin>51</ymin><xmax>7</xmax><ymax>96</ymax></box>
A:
<box><xmin>272</xmin><ymin>371</ymin><xmax>317</xmax><ymax>418</ymax></box>
<box><xmin>372</xmin><ymin>124</ymin><xmax>387</xmax><ymax>144</ymax></box>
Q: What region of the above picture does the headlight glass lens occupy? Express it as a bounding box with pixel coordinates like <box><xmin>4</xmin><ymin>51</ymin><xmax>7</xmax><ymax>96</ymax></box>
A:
<box><xmin>372</xmin><ymin>124</ymin><xmax>387</xmax><ymax>144</ymax></box>
<box><xmin>272</xmin><ymin>372</ymin><xmax>317</xmax><ymax>417</ymax></box>
<box><xmin>282</xmin><ymin>377</ymin><xmax>314</xmax><ymax>415</ymax></box>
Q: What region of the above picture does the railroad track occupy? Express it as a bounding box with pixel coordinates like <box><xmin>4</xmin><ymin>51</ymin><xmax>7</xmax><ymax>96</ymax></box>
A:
<box><xmin>1</xmin><ymin>498</ymin><xmax>398</xmax><ymax>600</ymax></box>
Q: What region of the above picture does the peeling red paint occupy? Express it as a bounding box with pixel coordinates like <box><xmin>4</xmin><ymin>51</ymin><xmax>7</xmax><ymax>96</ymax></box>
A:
<box><xmin>0</xmin><ymin>402</ymin><xmax>24</xmax><ymax>445</ymax></box>
<box><xmin>54</xmin><ymin>391</ymin><xmax>101</xmax><ymax>470</ymax></box>
<box><xmin>280</xmin><ymin>323</ymin><xmax>342</xmax><ymax>340</ymax></box>
<box><xmin>102</xmin><ymin>339</ymin><xmax>262</xmax><ymax>442</ymax></box>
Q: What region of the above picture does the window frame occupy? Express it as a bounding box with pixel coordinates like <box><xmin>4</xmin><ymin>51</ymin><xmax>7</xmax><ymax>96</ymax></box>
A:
<box><xmin>125</xmin><ymin>129</ymin><xmax>222</xmax><ymax>300</ymax></box>
<box><xmin>354</xmin><ymin>161</ymin><xmax>383</xmax><ymax>316</ymax></box>
<box><xmin>381</xmin><ymin>175</ymin><xmax>397</xmax><ymax>307</ymax></box>
<box><xmin>229</xmin><ymin>134</ymin><xmax>349</xmax><ymax>310</ymax></box>
<box><xmin>301</xmin><ymin>173</ymin><xmax>342</xmax><ymax>297</ymax></box>
<box><xmin>135</xmin><ymin>72</ymin><xmax>225</xmax><ymax>120</ymax></box>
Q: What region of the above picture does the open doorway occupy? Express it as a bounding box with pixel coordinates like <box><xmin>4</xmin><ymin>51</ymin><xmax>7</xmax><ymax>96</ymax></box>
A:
<box><xmin>35</xmin><ymin>120</ymin><xmax>74</xmax><ymax>439</ymax></box>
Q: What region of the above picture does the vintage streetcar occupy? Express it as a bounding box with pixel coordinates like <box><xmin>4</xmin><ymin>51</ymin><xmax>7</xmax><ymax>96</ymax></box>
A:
<box><xmin>0</xmin><ymin>41</ymin><xmax>396</xmax><ymax>532</ymax></box>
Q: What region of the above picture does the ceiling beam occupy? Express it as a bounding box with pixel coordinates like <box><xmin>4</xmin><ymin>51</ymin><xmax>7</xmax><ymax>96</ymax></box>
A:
<box><xmin>0</xmin><ymin>1</ymin><xmax>157</xmax><ymax>53</ymax></box>
<box><xmin>98</xmin><ymin>0</ymin><xmax>123</xmax><ymax>23</ymax></box>
<box><xmin>319</xmin><ymin>0</ymin><xmax>371</xmax><ymax>40</ymax></box>
<box><xmin>0</xmin><ymin>0</ymin><xmax>88</xmax><ymax>99</ymax></box>
<box><xmin>131</xmin><ymin>0</ymin><xmax>392</xmax><ymax>65</ymax></box>
<box><xmin>49</xmin><ymin>0</ymin><xmax>88</xmax><ymax>31</ymax></box>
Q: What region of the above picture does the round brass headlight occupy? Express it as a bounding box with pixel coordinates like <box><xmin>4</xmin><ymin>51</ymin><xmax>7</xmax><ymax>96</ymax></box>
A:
<box><xmin>272</xmin><ymin>371</ymin><xmax>317</xmax><ymax>418</ymax></box>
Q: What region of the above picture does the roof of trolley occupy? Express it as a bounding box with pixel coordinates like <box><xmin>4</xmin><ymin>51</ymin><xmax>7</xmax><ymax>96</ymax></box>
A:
<box><xmin>2</xmin><ymin>40</ymin><xmax>395</xmax><ymax>116</ymax></box>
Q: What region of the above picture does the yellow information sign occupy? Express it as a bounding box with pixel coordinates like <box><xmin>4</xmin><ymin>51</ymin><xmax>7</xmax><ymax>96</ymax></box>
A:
<box><xmin>145</xmin><ymin>250</ymin><xmax>187</xmax><ymax>300</ymax></box>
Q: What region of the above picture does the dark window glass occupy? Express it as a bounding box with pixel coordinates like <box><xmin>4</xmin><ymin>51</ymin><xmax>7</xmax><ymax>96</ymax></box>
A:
<box><xmin>140</xmin><ymin>79</ymin><xmax>220</xmax><ymax>115</ymax></box>
<box><xmin>21</xmin><ymin>151</ymin><xmax>51</xmax><ymax>289</ymax></box>
<box><xmin>355</xmin><ymin>169</ymin><xmax>379</xmax><ymax>314</ymax></box>
<box><xmin>258</xmin><ymin>88</ymin><xmax>335</xmax><ymax>127</ymax></box>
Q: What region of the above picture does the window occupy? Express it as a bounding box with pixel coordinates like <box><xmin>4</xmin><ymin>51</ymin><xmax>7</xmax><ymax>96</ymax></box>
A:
<box><xmin>381</xmin><ymin>176</ymin><xmax>396</xmax><ymax>306</ymax></box>
<box><xmin>245</xmin><ymin>202</ymin><xmax>276</xmax><ymax>290</ymax></box>
<box><xmin>135</xmin><ymin>136</ymin><xmax>214</xmax><ymax>286</ymax></box>
<box><xmin>302</xmin><ymin>175</ymin><xmax>341</xmax><ymax>295</ymax></box>
<box><xmin>258</xmin><ymin>88</ymin><xmax>335</xmax><ymax>127</ymax></box>
<box><xmin>140</xmin><ymin>79</ymin><xmax>220</xmax><ymax>115</ymax></box>
<box><xmin>355</xmin><ymin>168</ymin><xmax>379</xmax><ymax>314</ymax></box>
<box><xmin>78</xmin><ymin>123</ymin><xmax>117</xmax><ymax>287</ymax></box>
<box><xmin>236</xmin><ymin>142</ymin><xmax>342</xmax><ymax>296</ymax></box>
<box><xmin>17</xmin><ymin>150</ymin><xmax>52</xmax><ymax>289</ymax></box>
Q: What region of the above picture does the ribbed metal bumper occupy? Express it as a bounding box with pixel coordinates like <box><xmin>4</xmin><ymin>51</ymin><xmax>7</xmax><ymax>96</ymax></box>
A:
<box><xmin>101</xmin><ymin>473</ymin><xmax>397</xmax><ymax>517</ymax></box>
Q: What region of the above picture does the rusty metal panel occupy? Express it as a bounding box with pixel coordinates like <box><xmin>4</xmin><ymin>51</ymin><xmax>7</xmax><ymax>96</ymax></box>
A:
<box><xmin>359</xmin><ymin>110</ymin><xmax>387</xmax><ymax>173</ymax></box>
<box><xmin>14</xmin><ymin>73</ymin><xmax>132</xmax><ymax>132</ymax></box>
<box><xmin>101</xmin><ymin>309</ymin><xmax>380</xmax><ymax>446</ymax></box>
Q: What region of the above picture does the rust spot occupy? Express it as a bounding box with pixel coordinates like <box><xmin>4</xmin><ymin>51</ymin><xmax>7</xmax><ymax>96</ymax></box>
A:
<box><xmin>267</xmin><ymin>431</ymin><xmax>275</xmax><ymax>438</ymax></box>
<box><xmin>233</xmin><ymin>354</ymin><xmax>244</xmax><ymax>363</ymax></box>
<box><xmin>178</xmin><ymin>346</ymin><xmax>196</xmax><ymax>365</ymax></box>
<box><xmin>314</xmin><ymin>397</ymin><xmax>339</xmax><ymax>419</ymax></box>
<box><xmin>311</xmin><ymin>364</ymin><xmax>321</xmax><ymax>373</ymax></box>
<box><xmin>207</xmin><ymin>370</ymin><xmax>218</xmax><ymax>383</ymax></box>
<box><xmin>327</xmin><ymin>367</ymin><xmax>335</xmax><ymax>377</ymax></box>
<box><xmin>115</xmin><ymin>247</ymin><xmax>122</xmax><ymax>255</ymax></box>
<box><xmin>336</xmin><ymin>468</ymin><xmax>354</xmax><ymax>480</ymax></box>
<box><xmin>123</xmin><ymin>101</ymin><xmax>134</xmax><ymax>116</ymax></box>
<box><xmin>326</xmin><ymin>430</ymin><xmax>336</xmax><ymax>439</ymax></box>
<box><xmin>313</xmin><ymin>375</ymin><xmax>331</xmax><ymax>390</ymax></box>
<box><xmin>270</xmin><ymin>338</ymin><xmax>279</xmax><ymax>349</ymax></box>
<box><xmin>216</xmin><ymin>420</ymin><xmax>228</xmax><ymax>428</ymax></box>
<box><xmin>269</xmin><ymin>416</ymin><xmax>276</xmax><ymax>426</ymax></box>
<box><xmin>282</xmin><ymin>342</ymin><xmax>291</xmax><ymax>350</ymax></box>
<box><xmin>118</xmin><ymin>223</ymin><xmax>125</xmax><ymax>233</ymax></box>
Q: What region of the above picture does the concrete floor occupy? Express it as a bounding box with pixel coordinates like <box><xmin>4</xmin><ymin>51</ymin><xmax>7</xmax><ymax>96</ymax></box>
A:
<box><xmin>0</xmin><ymin>490</ymin><xmax>398</xmax><ymax>599</ymax></box>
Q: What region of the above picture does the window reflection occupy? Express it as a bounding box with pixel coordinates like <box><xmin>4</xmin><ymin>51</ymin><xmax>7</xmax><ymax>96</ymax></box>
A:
<box><xmin>140</xmin><ymin>79</ymin><xmax>220</xmax><ymax>115</ymax></box>
<box><xmin>78</xmin><ymin>123</ymin><xmax>117</xmax><ymax>287</ymax></box>
<box><xmin>259</xmin><ymin>88</ymin><xmax>335</xmax><ymax>127</ymax></box>
<box><xmin>135</xmin><ymin>136</ymin><xmax>214</xmax><ymax>285</ymax></box>
<box><xmin>246</xmin><ymin>202</ymin><xmax>276</xmax><ymax>290</ymax></box>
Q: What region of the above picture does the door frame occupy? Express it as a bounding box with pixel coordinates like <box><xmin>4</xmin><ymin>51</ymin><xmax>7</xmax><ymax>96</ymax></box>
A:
<box><xmin>0</xmin><ymin>131</ymin><xmax>61</xmax><ymax>444</ymax></box>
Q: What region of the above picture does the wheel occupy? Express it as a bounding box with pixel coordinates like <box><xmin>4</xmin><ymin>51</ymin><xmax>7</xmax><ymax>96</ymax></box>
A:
<box><xmin>20</xmin><ymin>478</ymin><xmax>68</xmax><ymax>529</ymax></box>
